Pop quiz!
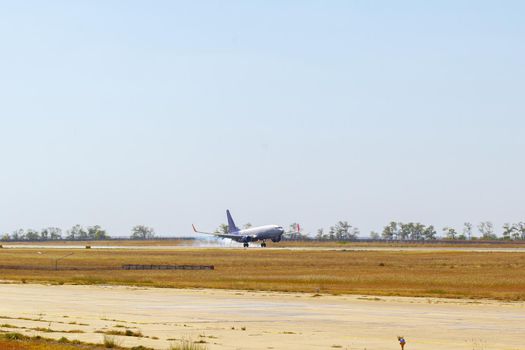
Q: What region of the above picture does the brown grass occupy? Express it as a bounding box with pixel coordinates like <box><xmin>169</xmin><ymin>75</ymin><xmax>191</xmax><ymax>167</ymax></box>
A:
<box><xmin>0</xmin><ymin>340</ymin><xmax>73</xmax><ymax>350</ymax></box>
<box><xmin>0</xmin><ymin>333</ymin><xmax>119</xmax><ymax>349</ymax></box>
<box><xmin>1</xmin><ymin>248</ymin><xmax>525</xmax><ymax>300</ymax></box>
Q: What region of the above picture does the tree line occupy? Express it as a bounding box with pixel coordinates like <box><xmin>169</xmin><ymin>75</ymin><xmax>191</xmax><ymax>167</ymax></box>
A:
<box><xmin>3</xmin><ymin>221</ymin><xmax>525</xmax><ymax>242</ymax></box>
<box><xmin>389</xmin><ymin>221</ymin><xmax>525</xmax><ymax>241</ymax></box>
<box><xmin>312</xmin><ymin>221</ymin><xmax>525</xmax><ymax>241</ymax></box>
<box><xmin>1</xmin><ymin>225</ymin><xmax>156</xmax><ymax>241</ymax></box>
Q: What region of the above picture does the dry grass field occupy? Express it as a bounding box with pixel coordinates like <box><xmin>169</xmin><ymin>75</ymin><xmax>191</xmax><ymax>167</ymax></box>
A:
<box><xmin>0</xmin><ymin>340</ymin><xmax>102</xmax><ymax>350</ymax></box>
<box><xmin>0</xmin><ymin>334</ymin><xmax>111</xmax><ymax>350</ymax></box>
<box><xmin>1</xmin><ymin>248</ymin><xmax>525</xmax><ymax>300</ymax></box>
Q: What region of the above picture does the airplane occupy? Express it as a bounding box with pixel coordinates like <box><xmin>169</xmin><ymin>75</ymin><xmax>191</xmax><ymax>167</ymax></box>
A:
<box><xmin>192</xmin><ymin>210</ymin><xmax>296</xmax><ymax>247</ymax></box>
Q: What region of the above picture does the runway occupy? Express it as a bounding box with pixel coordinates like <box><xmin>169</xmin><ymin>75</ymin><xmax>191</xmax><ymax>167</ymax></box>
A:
<box><xmin>4</xmin><ymin>244</ymin><xmax>525</xmax><ymax>252</ymax></box>
<box><xmin>0</xmin><ymin>283</ymin><xmax>523</xmax><ymax>349</ymax></box>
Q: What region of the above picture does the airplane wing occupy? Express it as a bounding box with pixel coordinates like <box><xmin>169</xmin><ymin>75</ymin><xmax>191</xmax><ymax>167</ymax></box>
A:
<box><xmin>192</xmin><ymin>224</ymin><xmax>244</xmax><ymax>240</ymax></box>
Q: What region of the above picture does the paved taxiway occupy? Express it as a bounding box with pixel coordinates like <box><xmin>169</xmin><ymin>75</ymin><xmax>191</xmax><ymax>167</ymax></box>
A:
<box><xmin>0</xmin><ymin>283</ymin><xmax>523</xmax><ymax>349</ymax></box>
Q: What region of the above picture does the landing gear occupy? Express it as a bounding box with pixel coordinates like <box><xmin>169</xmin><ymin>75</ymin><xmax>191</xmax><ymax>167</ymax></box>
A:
<box><xmin>260</xmin><ymin>242</ymin><xmax>267</xmax><ymax>248</ymax></box>
<box><xmin>243</xmin><ymin>243</ymin><xmax>249</xmax><ymax>248</ymax></box>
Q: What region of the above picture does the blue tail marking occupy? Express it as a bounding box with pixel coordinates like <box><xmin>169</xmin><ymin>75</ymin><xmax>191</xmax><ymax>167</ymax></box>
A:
<box><xmin>227</xmin><ymin>210</ymin><xmax>240</xmax><ymax>233</ymax></box>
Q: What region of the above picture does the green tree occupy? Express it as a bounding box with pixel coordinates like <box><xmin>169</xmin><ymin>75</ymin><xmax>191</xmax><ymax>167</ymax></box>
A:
<box><xmin>391</xmin><ymin>222</ymin><xmax>428</xmax><ymax>240</ymax></box>
<box><xmin>515</xmin><ymin>222</ymin><xmax>525</xmax><ymax>240</ymax></box>
<box><xmin>382</xmin><ymin>221</ymin><xmax>399</xmax><ymax>240</ymax></box>
<box><xmin>329</xmin><ymin>221</ymin><xmax>359</xmax><ymax>240</ymax></box>
<box><xmin>67</xmin><ymin>225</ymin><xmax>87</xmax><ymax>240</ymax></box>
<box><xmin>40</xmin><ymin>228</ymin><xmax>49</xmax><ymax>240</ymax></box>
<box><xmin>442</xmin><ymin>227</ymin><xmax>457</xmax><ymax>240</ymax></box>
<box><xmin>423</xmin><ymin>225</ymin><xmax>437</xmax><ymax>240</ymax></box>
<box><xmin>370</xmin><ymin>231</ymin><xmax>380</xmax><ymax>239</ymax></box>
<box><xmin>11</xmin><ymin>229</ymin><xmax>24</xmax><ymax>241</ymax></box>
<box><xmin>478</xmin><ymin>221</ymin><xmax>496</xmax><ymax>240</ymax></box>
<box><xmin>398</xmin><ymin>223</ymin><xmax>412</xmax><ymax>240</ymax></box>
<box><xmin>502</xmin><ymin>223</ymin><xmax>514</xmax><ymax>240</ymax></box>
<box><xmin>25</xmin><ymin>229</ymin><xmax>40</xmax><ymax>241</ymax></box>
<box><xmin>401</xmin><ymin>222</ymin><xmax>427</xmax><ymax>240</ymax></box>
<box><xmin>214</xmin><ymin>224</ymin><xmax>229</xmax><ymax>234</ymax></box>
<box><xmin>328</xmin><ymin>226</ymin><xmax>335</xmax><ymax>240</ymax></box>
<box><xmin>40</xmin><ymin>227</ymin><xmax>62</xmax><ymax>240</ymax></box>
<box><xmin>316</xmin><ymin>228</ymin><xmax>325</xmax><ymax>240</ymax></box>
<box><xmin>412</xmin><ymin>223</ymin><xmax>426</xmax><ymax>240</ymax></box>
<box><xmin>243</xmin><ymin>223</ymin><xmax>253</xmax><ymax>229</ymax></box>
<box><xmin>463</xmin><ymin>222</ymin><xmax>473</xmax><ymax>240</ymax></box>
<box><xmin>47</xmin><ymin>227</ymin><xmax>62</xmax><ymax>240</ymax></box>
<box><xmin>131</xmin><ymin>225</ymin><xmax>155</xmax><ymax>239</ymax></box>
<box><xmin>87</xmin><ymin>225</ymin><xmax>109</xmax><ymax>240</ymax></box>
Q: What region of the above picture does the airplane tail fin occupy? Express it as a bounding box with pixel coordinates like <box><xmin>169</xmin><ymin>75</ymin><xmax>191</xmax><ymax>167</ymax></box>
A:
<box><xmin>226</xmin><ymin>210</ymin><xmax>240</xmax><ymax>233</ymax></box>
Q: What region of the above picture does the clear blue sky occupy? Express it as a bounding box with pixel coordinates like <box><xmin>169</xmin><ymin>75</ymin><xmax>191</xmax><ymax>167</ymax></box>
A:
<box><xmin>1</xmin><ymin>1</ymin><xmax>524</xmax><ymax>237</ymax></box>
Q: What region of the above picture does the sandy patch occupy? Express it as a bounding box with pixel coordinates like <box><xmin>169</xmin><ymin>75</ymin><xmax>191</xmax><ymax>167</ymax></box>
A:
<box><xmin>0</xmin><ymin>283</ymin><xmax>523</xmax><ymax>349</ymax></box>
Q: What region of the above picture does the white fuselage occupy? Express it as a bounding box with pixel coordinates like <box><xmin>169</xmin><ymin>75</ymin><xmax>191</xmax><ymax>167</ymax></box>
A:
<box><xmin>230</xmin><ymin>225</ymin><xmax>285</xmax><ymax>243</ymax></box>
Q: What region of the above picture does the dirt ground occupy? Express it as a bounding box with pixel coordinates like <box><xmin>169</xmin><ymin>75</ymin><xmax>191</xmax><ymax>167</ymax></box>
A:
<box><xmin>0</xmin><ymin>283</ymin><xmax>523</xmax><ymax>350</ymax></box>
